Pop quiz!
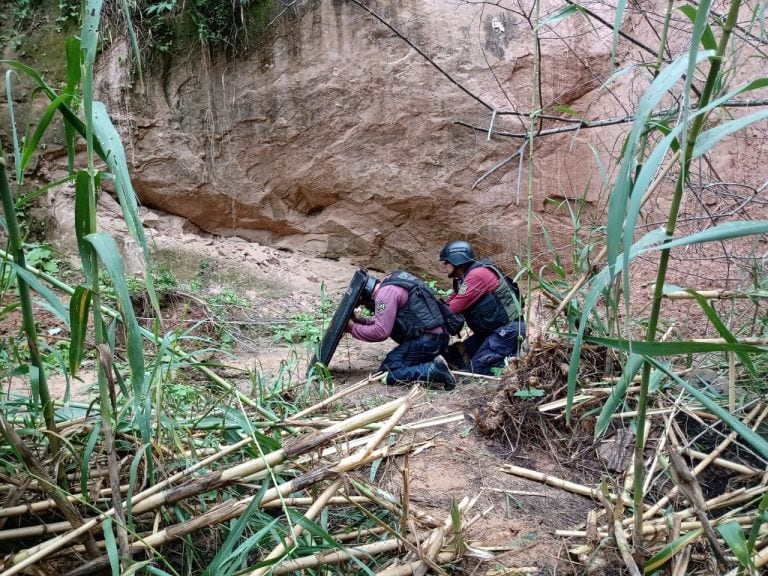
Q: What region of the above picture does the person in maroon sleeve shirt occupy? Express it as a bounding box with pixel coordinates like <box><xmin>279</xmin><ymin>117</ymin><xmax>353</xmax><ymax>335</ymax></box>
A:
<box><xmin>344</xmin><ymin>271</ymin><xmax>456</xmax><ymax>389</ymax></box>
<box><xmin>439</xmin><ymin>240</ymin><xmax>526</xmax><ymax>375</ymax></box>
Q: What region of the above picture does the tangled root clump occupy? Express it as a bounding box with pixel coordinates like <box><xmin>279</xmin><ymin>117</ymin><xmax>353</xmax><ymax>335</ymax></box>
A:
<box><xmin>476</xmin><ymin>337</ymin><xmax>610</xmax><ymax>449</ymax></box>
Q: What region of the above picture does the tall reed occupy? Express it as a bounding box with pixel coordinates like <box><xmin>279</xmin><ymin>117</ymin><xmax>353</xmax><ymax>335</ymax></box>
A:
<box><xmin>551</xmin><ymin>0</ymin><xmax>768</xmax><ymax>562</ymax></box>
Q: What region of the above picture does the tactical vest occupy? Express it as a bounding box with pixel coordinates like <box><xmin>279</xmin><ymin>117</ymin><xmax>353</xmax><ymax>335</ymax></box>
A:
<box><xmin>457</xmin><ymin>259</ymin><xmax>523</xmax><ymax>334</ymax></box>
<box><xmin>380</xmin><ymin>271</ymin><xmax>445</xmax><ymax>343</ymax></box>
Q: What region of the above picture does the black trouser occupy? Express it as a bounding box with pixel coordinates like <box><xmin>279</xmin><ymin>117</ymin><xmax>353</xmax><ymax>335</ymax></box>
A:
<box><xmin>380</xmin><ymin>333</ymin><xmax>450</xmax><ymax>384</ymax></box>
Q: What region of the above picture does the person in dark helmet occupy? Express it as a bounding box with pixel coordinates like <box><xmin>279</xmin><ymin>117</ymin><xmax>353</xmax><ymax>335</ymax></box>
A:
<box><xmin>345</xmin><ymin>271</ymin><xmax>456</xmax><ymax>390</ymax></box>
<box><xmin>439</xmin><ymin>240</ymin><xmax>526</xmax><ymax>375</ymax></box>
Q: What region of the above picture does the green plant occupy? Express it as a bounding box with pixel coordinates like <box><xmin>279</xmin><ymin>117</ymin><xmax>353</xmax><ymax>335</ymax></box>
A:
<box><xmin>209</xmin><ymin>288</ymin><xmax>248</xmax><ymax>307</ymax></box>
<box><xmin>146</xmin><ymin>0</ymin><xmax>177</xmax><ymax>16</ymax></box>
<box><xmin>551</xmin><ymin>0</ymin><xmax>768</xmax><ymax>564</ymax></box>
<box><xmin>272</xmin><ymin>312</ymin><xmax>324</xmax><ymax>344</ymax></box>
<box><xmin>0</xmin><ymin>158</ymin><xmax>62</xmax><ymax>469</ymax></box>
<box><xmin>513</xmin><ymin>387</ymin><xmax>544</xmax><ymax>399</ymax></box>
<box><xmin>425</xmin><ymin>278</ymin><xmax>452</xmax><ymax>298</ymax></box>
<box><xmin>189</xmin><ymin>259</ymin><xmax>210</xmax><ymax>291</ymax></box>
<box><xmin>131</xmin><ymin>0</ymin><xmax>267</xmax><ymax>56</ymax></box>
<box><xmin>271</xmin><ymin>286</ymin><xmax>336</xmax><ymax>344</ymax></box>
<box><xmin>23</xmin><ymin>243</ymin><xmax>60</xmax><ymax>275</ymax></box>
<box><xmin>11</xmin><ymin>0</ymin><xmax>33</xmax><ymax>26</ymax></box>
<box><xmin>56</xmin><ymin>0</ymin><xmax>80</xmax><ymax>24</ymax></box>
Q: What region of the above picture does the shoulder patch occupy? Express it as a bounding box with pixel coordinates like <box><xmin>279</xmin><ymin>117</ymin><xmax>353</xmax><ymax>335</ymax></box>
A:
<box><xmin>375</xmin><ymin>301</ymin><xmax>387</xmax><ymax>314</ymax></box>
<box><xmin>457</xmin><ymin>282</ymin><xmax>469</xmax><ymax>295</ymax></box>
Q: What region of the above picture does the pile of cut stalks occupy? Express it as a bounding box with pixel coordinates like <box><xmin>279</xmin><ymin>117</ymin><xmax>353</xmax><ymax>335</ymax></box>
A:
<box><xmin>0</xmin><ymin>379</ymin><xmax>482</xmax><ymax>576</ymax></box>
<box><xmin>502</xmin><ymin>362</ymin><xmax>768</xmax><ymax>576</ymax></box>
<box><xmin>1</xmin><ymin>354</ymin><xmax>767</xmax><ymax>575</ymax></box>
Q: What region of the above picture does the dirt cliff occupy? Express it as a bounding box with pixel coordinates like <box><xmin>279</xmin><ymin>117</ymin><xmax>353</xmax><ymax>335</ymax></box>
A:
<box><xmin>6</xmin><ymin>0</ymin><xmax>768</xmax><ymax>284</ymax></box>
<box><xmin>31</xmin><ymin>0</ymin><xmax>618</xmax><ymax>276</ymax></box>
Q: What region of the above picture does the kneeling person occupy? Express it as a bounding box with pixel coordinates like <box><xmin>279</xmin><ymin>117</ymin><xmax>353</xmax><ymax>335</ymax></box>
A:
<box><xmin>439</xmin><ymin>240</ymin><xmax>526</xmax><ymax>375</ymax></box>
<box><xmin>345</xmin><ymin>271</ymin><xmax>456</xmax><ymax>389</ymax></box>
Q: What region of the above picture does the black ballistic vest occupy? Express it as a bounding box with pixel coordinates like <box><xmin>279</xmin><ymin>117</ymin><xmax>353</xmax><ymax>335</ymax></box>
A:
<box><xmin>456</xmin><ymin>260</ymin><xmax>523</xmax><ymax>334</ymax></box>
<box><xmin>380</xmin><ymin>271</ymin><xmax>445</xmax><ymax>343</ymax></box>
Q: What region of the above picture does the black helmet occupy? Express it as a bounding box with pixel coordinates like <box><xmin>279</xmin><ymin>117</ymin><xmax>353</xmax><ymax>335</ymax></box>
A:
<box><xmin>439</xmin><ymin>240</ymin><xmax>475</xmax><ymax>266</ymax></box>
<box><xmin>361</xmin><ymin>275</ymin><xmax>379</xmax><ymax>300</ymax></box>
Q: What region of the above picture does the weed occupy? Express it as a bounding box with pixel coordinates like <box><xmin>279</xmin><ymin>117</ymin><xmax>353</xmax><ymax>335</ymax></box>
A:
<box><xmin>271</xmin><ymin>312</ymin><xmax>324</xmax><ymax>344</ymax></box>
<box><xmin>56</xmin><ymin>0</ymin><xmax>80</xmax><ymax>24</ymax></box>
<box><xmin>24</xmin><ymin>244</ymin><xmax>60</xmax><ymax>275</ymax></box>
<box><xmin>513</xmin><ymin>387</ymin><xmax>544</xmax><ymax>399</ymax></box>
<box><xmin>425</xmin><ymin>278</ymin><xmax>452</xmax><ymax>298</ymax></box>
<box><xmin>208</xmin><ymin>288</ymin><xmax>248</xmax><ymax>308</ymax></box>
<box><xmin>271</xmin><ymin>287</ymin><xmax>336</xmax><ymax>345</ymax></box>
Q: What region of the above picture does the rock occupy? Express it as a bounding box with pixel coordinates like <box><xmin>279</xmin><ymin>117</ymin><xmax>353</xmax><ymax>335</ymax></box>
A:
<box><xmin>46</xmin><ymin>0</ymin><xmax>614</xmax><ymax>277</ymax></box>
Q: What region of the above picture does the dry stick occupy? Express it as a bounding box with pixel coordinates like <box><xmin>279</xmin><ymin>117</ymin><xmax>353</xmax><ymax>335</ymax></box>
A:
<box><xmin>49</xmin><ymin>533</ymin><xmax>152</xmax><ymax>558</ymax></box>
<box><xmin>2</xmin><ymin>397</ymin><xmax>407</xmax><ymax>575</ymax></box>
<box><xmin>599</xmin><ymin>493</ymin><xmax>641</xmax><ymax>576</ymax></box>
<box><xmin>61</xmin><ymin>390</ymin><xmax>420</xmax><ymax>576</ymax></box>
<box><xmin>339</xmin><ymin>485</ymin><xmax>434</xmax><ymax>571</ymax></box>
<box><xmin>683</xmin><ymin>447</ymin><xmax>761</xmax><ymax>475</ymax></box>
<box><xmin>0</xmin><ymin>521</ymin><xmax>72</xmax><ymax>541</ymax></box>
<box><xmin>672</xmin><ymin>546</ymin><xmax>693</xmax><ymax>576</ymax></box>
<box><xmin>451</xmin><ymin>371</ymin><xmax>500</xmax><ymax>381</ymax></box>
<box><xmin>646</xmin><ymin>515</ymin><xmax>755</xmax><ymax>535</ymax></box>
<box><xmin>247</xmin><ymin>435</ymin><xmax>436</xmax><ymax>485</ymax></box>
<box><xmin>260</xmin><ymin>495</ymin><xmax>370</xmax><ymax>508</ymax></box>
<box><xmin>131</xmin><ymin>395</ymin><xmax>407</xmax><ymax>515</ymax></box>
<box><xmin>0</xmin><ymin>478</ymin><xmax>31</xmax><ymax>530</ymax></box>
<box><xmin>580</xmin><ymin>385</ymin><xmax>642</xmax><ymax>395</ymax></box>
<box><xmin>0</xmin><ymin>413</ymin><xmax>100</xmax><ymax>560</ymax></box>
<box><xmin>292</xmin><ymin>372</ymin><xmax>385</xmax><ymax>419</ymax></box>
<box><xmin>628</xmin><ymin>402</ymin><xmax>767</xmax><ymax>525</ymax></box>
<box><xmin>749</xmin><ymin>542</ymin><xmax>768</xmax><ymax>570</ymax></box>
<box><xmin>376</xmin><ymin>496</ymin><xmax>475</xmax><ymax>576</ymax></box>
<box><xmin>351</xmin><ymin>480</ymin><xmax>442</xmax><ymax>529</ymax></box>
<box><xmin>659</xmin><ymin>288</ymin><xmax>766</xmax><ymax>299</ymax></box>
<box><xmin>247</xmin><ymin>478</ymin><xmax>345</xmax><ymax>576</ymax></box>
<box><xmin>612</xmin><ymin>407</ymin><xmax>716</xmax><ymax>419</ymax></box>
<box><xmin>62</xmin><ymin>446</ymin><xmax>397</xmax><ymax>576</ymax></box>
<box><xmin>0</xmin><ymin>467</ymin><xmax>112</xmax><ymax>493</ymax></box>
<box><xmin>643</xmin><ymin>396</ymin><xmax>679</xmax><ymax>495</ymax></box>
<box><xmin>623</xmin><ymin>421</ymin><xmax>650</xmax><ymax>517</ymax></box>
<box><xmin>285</xmin><ymin>411</ymin><xmax>464</xmax><ymax>435</ymax></box>
<box><xmin>670</xmin><ymin>515</ymin><xmax>683</xmax><ymax>574</ymax></box>
<box><xmin>644</xmin><ymin>513</ymin><xmax>756</xmax><ymax>533</ymax></box>
<box><xmin>558</xmin><ymin>515</ymin><xmax>755</xmax><ymax>537</ymax></box>
<box><xmin>95</xmin><ymin>344</ymin><xmax>130</xmax><ymax>568</ymax></box>
<box><xmin>275</xmin><ymin>545</ymin><xmax>454</xmax><ymax>576</ymax></box>
<box><xmin>648</xmin><ymin>484</ymin><xmax>767</xmax><ymax>529</ymax></box>
<box><xmin>666</xmin><ymin>446</ymin><xmax>729</xmax><ymax>569</ymax></box>
<box><xmin>540</xmin><ymin>150</ymin><xmax>681</xmax><ymax>336</ymax></box>
<box><xmin>400</xmin><ymin>454</ymin><xmax>411</xmax><ymax>541</ymax></box>
<box><xmin>500</xmin><ymin>464</ymin><xmax>632</xmax><ymax>506</ymax></box>
<box><xmin>268</xmin><ymin>539</ymin><xmax>406</xmax><ymax>574</ymax></box>
<box><xmin>248</xmin><ymin>389</ymin><xmax>419</xmax><ymax>576</ymax></box>
<box><xmin>332</xmin><ymin>526</ymin><xmax>389</xmax><ymax>543</ymax></box>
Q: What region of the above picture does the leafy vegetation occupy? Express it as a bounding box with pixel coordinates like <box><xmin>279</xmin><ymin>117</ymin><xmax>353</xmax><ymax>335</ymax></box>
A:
<box><xmin>271</xmin><ymin>295</ymin><xmax>335</xmax><ymax>345</ymax></box>
<box><xmin>123</xmin><ymin>0</ymin><xmax>278</xmax><ymax>57</ymax></box>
